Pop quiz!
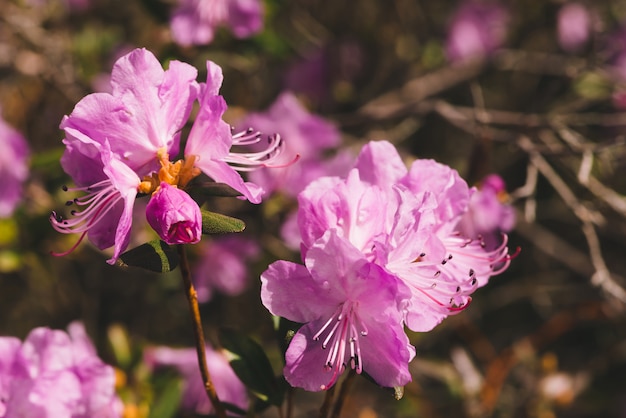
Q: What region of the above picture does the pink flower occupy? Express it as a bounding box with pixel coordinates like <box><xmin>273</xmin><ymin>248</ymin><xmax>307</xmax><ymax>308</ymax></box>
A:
<box><xmin>457</xmin><ymin>174</ymin><xmax>516</xmax><ymax>243</ymax></box>
<box><xmin>193</xmin><ymin>235</ymin><xmax>260</xmax><ymax>303</ymax></box>
<box><xmin>170</xmin><ymin>0</ymin><xmax>263</xmax><ymax>46</ymax></box>
<box><xmin>53</xmin><ymin>48</ymin><xmax>283</xmax><ymax>261</ymax></box>
<box><xmin>146</xmin><ymin>182</ymin><xmax>202</xmax><ymax>245</ymax></box>
<box><xmin>0</xmin><ymin>322</ymin><xmax>122</xmax><ymax>417</ymax></box>
<box><xmin>296</xmin><ymin>141</ymin><xmax>514</xmax><ymax>332</ymax></box>
<box><xmin>145</xmin><ymin>345</ymin><xmax>248</xmax><ymax>415</ymax></box>
<box><xmin>0</xmin><ymin>113</ymin><xmax>29</xmax><ymax>218</ymax></box>
<box><xmin>261</xmin><ymin>230</ymin><xmax>415</xmax><ymax>391</ymax></box>
<box><xmin>238</xmin><ymin>91</ymin><xmax>347</xmax><ymax>198</ymax></box>
<box><xmin>445</xmin><ymin>1</ymin><xmax>509</xmax><ymax>63</ymax></box>
<box><xmin>557</xmin><ymin>3</ymin><xmax>591</xmax><ymax>53</ymax></box>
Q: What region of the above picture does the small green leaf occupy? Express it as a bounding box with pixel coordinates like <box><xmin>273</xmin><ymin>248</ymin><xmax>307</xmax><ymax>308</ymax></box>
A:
<box><xmin>148</xmin><ymin>375</ymin><xmax>183</xmax><ymax>418</ymax></box>
<box><xmin>117</xmin><ymin>240</ymin><xmax>179</xmax><ymax>272</ymax></box>
<box><xmin>574</xmin><ymin>72</ymin><xmax>612</xmax><ymax>100</ymax></box>
<box><xmin>190</xmin><ymin>182</ymin><xmax>243</xmax><ymax>198</ymax></box>
<box><xmin>201</xmin><ymin>210</ymin><xmax>246</xmax><ymax>235</ymax></box>
<box><xmin>219</xmin><ymin>328</ymin><xmax>284</xmax><ymax>406</ymax></box>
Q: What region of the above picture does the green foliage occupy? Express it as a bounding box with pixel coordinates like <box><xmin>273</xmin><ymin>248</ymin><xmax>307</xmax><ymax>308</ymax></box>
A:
<box><xmin>148</xmin><ymin>375</ymin><xmax>184</xmax><ymax>418</ymax></box>
<box><xmin>219</xmin><ymin>328</ymin><xmax>284</xmax><ymax>406</ymax></box>
<box><xmin>117</xmin><ymin>239</ymin><xmax>179</xmax><ymax>273</ymax></box>
<box><xmin>201</xmin><ymin>210</ymin><xmax>246</xmax><ymax>235</ymax></box>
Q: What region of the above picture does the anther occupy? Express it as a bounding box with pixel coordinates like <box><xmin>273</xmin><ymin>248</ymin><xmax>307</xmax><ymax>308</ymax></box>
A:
<box><xmin>62</xmin><ymin>185</ymin><xmax>68</xmax><ymax>192</ymax></box>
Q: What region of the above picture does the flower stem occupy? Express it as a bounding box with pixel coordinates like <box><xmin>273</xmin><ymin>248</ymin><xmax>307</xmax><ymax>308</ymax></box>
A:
<box><xmin>330</xmin><ymin>370</ymin><xmax>356</xmax><ymax>418</ymax></box>
<box><xmin>177</xmin><ymin>244</ymin><xmax>227</xmax><ymax>418</ymax></box>
<box><xmin>318</xmin><ymin>384</ymin><xmax>336</xmax><ymax>418</ymax></box>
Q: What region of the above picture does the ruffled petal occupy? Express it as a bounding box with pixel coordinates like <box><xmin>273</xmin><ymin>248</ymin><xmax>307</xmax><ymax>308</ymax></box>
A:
<box><xmin>260</xmin><ymin>260</ymin><xmax>338</xmax><ymax>323</ymax></box>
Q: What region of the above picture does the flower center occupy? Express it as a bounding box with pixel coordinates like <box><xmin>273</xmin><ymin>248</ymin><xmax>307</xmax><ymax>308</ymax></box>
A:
<box><xmin>138</xmin><ymin>149</ymin><xmax>201</xmax><ymax>195</ymax></box>
<box><xmin>312</xmin><ymin>301</ymin><xmax>368</xmax><ymax>390</ymax></box>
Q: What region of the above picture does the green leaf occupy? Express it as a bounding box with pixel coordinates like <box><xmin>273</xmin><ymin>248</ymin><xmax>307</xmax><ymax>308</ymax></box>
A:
<box><xmin>148</xmin><ymin>375</ymin><xmax>183</xmax><ymax>418</ymax></box>
<box><xmin>574</xmin><ymin>72</ymin><xmax>612</xmax><ymax>100</ymax></box>
<box><xmin>219</xmin><ymin>328</ymin><xmax>284</xmax><ymax>406</ymax></box>
<box><xmin>201</xmin><ymin>210</ymin><xmax>246</xmax><ymax>235</ymax></box>
<box><xmin>117</xmin><ymin>240</ymin><xmax>179</xmax><ymax>273</ymax></box>
<box><xmin>190</xmin><ymin>182</ymin><xmax>243</xmax><ymax>198</ymax></box>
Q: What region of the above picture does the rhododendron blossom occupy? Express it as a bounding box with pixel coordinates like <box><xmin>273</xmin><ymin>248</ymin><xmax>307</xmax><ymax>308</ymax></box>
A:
<box><xmin>0</xmin><ymin>322</ymin><xmax>122</xmax><ymax>417</ymax></box>
<box><xmin>261</xmin><ymin>230</ymin><xmax>415</xmax><ymax>391</ymax></box>
<box><xmin>445</xmin><ymin>1</ymin><xmax>509</xmax><ymax>63</ymax></box>
<box><xmin>51</xmin><ymin>48</ymin><xmax>283</xmax><ymax>261</ymax></box>
<box><xmin>261</xmin><ymin>140</ymin><xmax>515</xmax><ymax>391</ymax></box>
<box><xmin>170</xmin><ymin>0</ymin><xmax>263</xmax><ymax>46</ymax></box>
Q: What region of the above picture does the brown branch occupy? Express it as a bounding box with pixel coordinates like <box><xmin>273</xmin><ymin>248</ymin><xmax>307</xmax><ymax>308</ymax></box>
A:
<box><xmin>318</xmin><ymin>384</ymin><xmax>336</xmax><ymax>418</ymax></box>
<box><xmin>330</xmin><ymin>370</ymin><xmax>356</xmax><ymax>418</ymax></box>
<box><xmin>177</xmin><ymin>244</ymin><xmax>227</xmax><ymax>418</ymax></box>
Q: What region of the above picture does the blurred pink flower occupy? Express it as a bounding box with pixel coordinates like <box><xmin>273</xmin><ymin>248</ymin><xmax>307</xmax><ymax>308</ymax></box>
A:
<box><xmin>145</xmin><ymin>345</ymin><xmax>248</xmax><ymax>415</ymax></box>
<box><xmin>284</xmin><ymin>40</ymin><xmax>365</xmax><ymax>105</ymax></box>
<box><xmin>445</xmin><ymin>1</ymin><xmax>509</xmax><ymax>63</ymax></box>
<box><xmin>170</xmin><ymin>0</ymin><xmax>263</xmax><ymax>46</ymax></box>
<box><xmin>557</xmin><ymin>3</ymin><xmax>591</xmax><ymax>52</ymax></box>
<box><xmin>457</xmin><ymin>174</ymin><xmax>516</xmax><ymax>246</ymax></box>
<box><xmin>193</xmin><ymin>235</ymin><xmax>260</xmax><ymax>303</ymax></box>
<box><xmin>238</xmin><ymin>91</ymin><xmax>349</xmax><ymax>197</ymax></box>
<box><xmin>0</xmin><ymin>322</ymin><xmax>122</xmax><ymax>417</ymax></box>
<box><xmin>0</xmin><ymin>113</ymin><xmax>29</xmax><ymax>218</ymax></box>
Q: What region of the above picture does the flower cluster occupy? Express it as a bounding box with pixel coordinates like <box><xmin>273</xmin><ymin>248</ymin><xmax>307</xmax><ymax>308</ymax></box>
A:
<box><xmin>0</xmin><ymin>322</ymin><xmax>122</xmax><ymax>417</ymax></box>
<box><xmin>50</xmin><ymin>48</ymin><xmax>283</xmax><ymax>264</ymax></box>
<box><xmin>261</xmin><ymin>140</ymin><xmax>516</xmax><ymax>391</ymax></box>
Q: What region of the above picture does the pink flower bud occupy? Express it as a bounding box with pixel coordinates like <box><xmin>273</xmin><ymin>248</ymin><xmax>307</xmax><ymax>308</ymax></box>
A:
<box><xmin>146</xmin><ymin>182</ymin><xmax>202</xmax><ymax>245</ymax></box>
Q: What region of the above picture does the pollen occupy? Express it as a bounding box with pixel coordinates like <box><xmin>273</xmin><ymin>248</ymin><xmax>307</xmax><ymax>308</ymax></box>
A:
<box><xmin>138</xmin><ymin>150</ymin><xmax>201</xmax><ymax>195</ymax></box>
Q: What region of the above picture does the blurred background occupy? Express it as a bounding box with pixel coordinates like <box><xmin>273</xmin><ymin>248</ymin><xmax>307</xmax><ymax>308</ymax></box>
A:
<box><xmin>1</xmin><ymin>0</ymin><xmax>626</xmax><ymax>416</ymax></box>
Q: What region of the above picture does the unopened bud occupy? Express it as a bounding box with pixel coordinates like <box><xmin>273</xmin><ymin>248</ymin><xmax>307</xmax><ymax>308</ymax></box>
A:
<box><xmin>146</xmin><ymin>182</ymin><xmax>202</xmax><ymax>245</ymax></box>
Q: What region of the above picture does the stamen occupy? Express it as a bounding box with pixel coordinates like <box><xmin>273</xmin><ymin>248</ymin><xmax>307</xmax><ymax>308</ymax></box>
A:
<box><xmin>223</xmin><ymin>132</ymin><xmax>299</xmax><ymax>172</ymax></box>
<box><xmin>50</xmin><ymin>181</ymin><xmax>124</xmax><ymax>256</ymax></box>
<box><xmin>313</xmin><ymin>302</ymin><xmax>366</xmax><ymax>390</ymax></box>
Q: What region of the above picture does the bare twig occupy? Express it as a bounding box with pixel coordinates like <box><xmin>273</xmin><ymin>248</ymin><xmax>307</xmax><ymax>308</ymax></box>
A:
<box><xmin>517</xmin><ymin>135</ymin><xmax>605</xmax><ymax>226</ymax></box>
<box><xmin>177</xmin><ymin>245</ymin><xmax>227</xmax><ymax>418</ymax></box>
<box><xmin>356</xmin><ymin>60</ymin><xmax>485</xmax><ymax>120</ymax></box>
<box><xmin>581</xmin><ymin>221</ymin><xmax>626</xmax><ymax>304</ymax></box>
